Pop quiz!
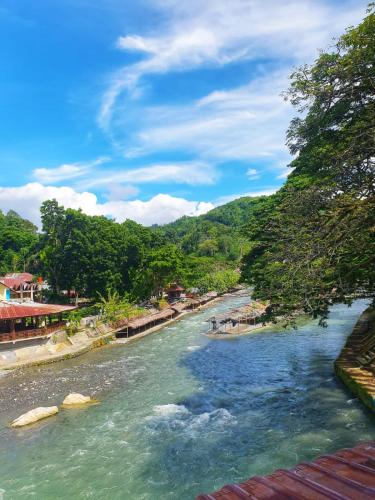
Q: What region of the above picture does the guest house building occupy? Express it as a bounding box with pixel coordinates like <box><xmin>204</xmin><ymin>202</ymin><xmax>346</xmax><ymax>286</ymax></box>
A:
<box><xmin>0</xmin><ymin>272</ymin><xmax>40</xmax><ymax>302</ymax></box>
<box><xmin>166</xmin><ymin>284</ymin><xmax>185</xmax><ymax>302</ymax></box>
<box><xmin>0</xmin><ymin>273</ymin><xmax>76</xmax><ymax>343</ymax></box>
<box><xmin>0</xmin><ymin>301</ymin><xmax>76</xmax><ymax>342</ymax></box>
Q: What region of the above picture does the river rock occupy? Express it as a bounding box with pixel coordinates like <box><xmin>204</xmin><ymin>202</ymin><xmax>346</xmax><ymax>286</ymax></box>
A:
<box><xmin>62</xmin><ymin>393</ymin><xmax>93</xmax><ymax>406</ymax></box>
<box><xmin>11</xmin><ymin>406</ymin><xmax>58</xmax><ymax>427</ymax></box>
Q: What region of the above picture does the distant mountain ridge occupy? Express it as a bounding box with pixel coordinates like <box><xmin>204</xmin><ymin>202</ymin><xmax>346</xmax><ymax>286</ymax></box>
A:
<box><xmin>155</xmin><ymin>196</ymin><xmax>268</xmax><ymax>261</ymax></box>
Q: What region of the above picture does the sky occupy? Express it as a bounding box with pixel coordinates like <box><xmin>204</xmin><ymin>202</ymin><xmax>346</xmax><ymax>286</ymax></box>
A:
<box><xmin>0</xmin><ymin>0</ymin><xmax>368</xmax><ymax>227</ymax></box>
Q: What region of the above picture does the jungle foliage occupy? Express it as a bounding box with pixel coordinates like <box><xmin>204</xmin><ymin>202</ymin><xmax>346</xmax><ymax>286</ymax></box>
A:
<box><xmin>0</xmin><ymin>196</ymin><xmax>258</xmax><ymax>301</ymax></box>
<box><xmin>156</xmin><ymin>196</ymin><xmax>259</xmax><ymax>260</ymax></box>
<box><xmin>241</xmin><ymin>5</ymin><xmax>375</xmax><ymax>320</ymax></box>
<box><xmin>0</xmin><ymin>210</ymin><xmax>38</xmax><ymax>275</ymax></box>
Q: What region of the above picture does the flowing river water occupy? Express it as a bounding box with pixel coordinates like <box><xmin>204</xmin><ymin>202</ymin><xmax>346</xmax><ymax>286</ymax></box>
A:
<box><xmin>0</xmin><ymin>293</ymin><xmax>374</xmax><ymax>499</ymax></box>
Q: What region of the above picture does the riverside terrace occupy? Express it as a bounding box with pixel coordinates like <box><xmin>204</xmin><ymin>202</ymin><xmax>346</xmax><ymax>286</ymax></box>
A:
<box><xmin>0</xmin><ymin>301</ymin><xmax>76</xmax><ymax>343</ymax></box>
<box><xmin>115</xmin><ymin>292</ymin><xmax>218</xmax><ymax>338</ymax></box>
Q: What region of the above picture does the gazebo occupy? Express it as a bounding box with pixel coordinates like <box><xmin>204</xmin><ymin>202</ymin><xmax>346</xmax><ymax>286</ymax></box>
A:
<box><xmin>166</xmin><ymin>283</ymin><xmax>185</xmax><ymax>302</ymax></box>
<box><xmin>0</xmin><ymin>301</ymin><xmax>77</xmax><ymax>342</ymax></box>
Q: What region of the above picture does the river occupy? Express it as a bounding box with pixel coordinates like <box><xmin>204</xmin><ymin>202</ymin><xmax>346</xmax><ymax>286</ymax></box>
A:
<box><xmin>0</xmin><ymin>293</ymin><xmax>374</xmax><ymax>499</ymax></box>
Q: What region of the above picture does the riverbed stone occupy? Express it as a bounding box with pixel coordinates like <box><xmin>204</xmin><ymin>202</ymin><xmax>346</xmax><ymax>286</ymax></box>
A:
<box><xmin>51</xmin><ymin>331</ymin><xmax>69</xmax><ymax>344</ymax></box>
<box><xmin>62</xmin><ymin>393</ymin><xmax>94</xmax><ymax>406</ymax></box>
<box><xmin>11</xmin><ymin>406</ymin><xmax>58</xmax><ymax>427</ymax></box>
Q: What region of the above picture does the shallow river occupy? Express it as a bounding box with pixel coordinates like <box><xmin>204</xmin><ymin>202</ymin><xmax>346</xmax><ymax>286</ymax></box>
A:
<box><xmin>0</xmin><ymin>294</ymin><xmax>374</xmax><ymax>499</ymax></box>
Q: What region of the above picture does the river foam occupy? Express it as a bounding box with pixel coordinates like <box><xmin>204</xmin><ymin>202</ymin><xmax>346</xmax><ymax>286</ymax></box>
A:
<box><xmin>153</xmin><ymin>404</ymin><xmax>189</xmax><ymax>416</ymax></box>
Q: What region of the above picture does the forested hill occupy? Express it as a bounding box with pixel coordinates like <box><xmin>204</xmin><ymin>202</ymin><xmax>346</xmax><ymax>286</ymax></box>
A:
<box><xmin>0</xmin><ymin>196</ymin><xmax>258</xmax><ymax>301</ymax></box>
<box><xmin>199</xmin><ymin>197</ymin><xmax>264</xmax><ymax>227</ymax></box>
<box><xmin>0</xmin><ymin>210</ymin><xmax>38</xmax><ymax>275</ymax></box>
<box><xmin>155</xmin><ymin>196</ymin><xmax>265</xmax><ymax>260</ymax></box>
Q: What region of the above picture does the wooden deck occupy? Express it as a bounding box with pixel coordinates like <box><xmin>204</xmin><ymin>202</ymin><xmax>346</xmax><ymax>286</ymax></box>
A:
<box><xmin>197</xmin><ymin>442</ymin><xmax>375</xmax><ymax>499</ymax></box>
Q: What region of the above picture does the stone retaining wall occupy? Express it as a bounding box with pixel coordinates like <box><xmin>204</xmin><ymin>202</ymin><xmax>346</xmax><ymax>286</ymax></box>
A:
<box><xmin>0</xmin><ymin>292</ymin><xmax>231</xmax><ymax>371</ymax></box>
<box><xmin>334</xmin><ymin>306</ymin><xmax>375</xmax><ymax>412</ymax></box>
<box><xmin>0</xmin><ymin>330</ymin><xmax>115</xmax><ymax>370</ymax></box>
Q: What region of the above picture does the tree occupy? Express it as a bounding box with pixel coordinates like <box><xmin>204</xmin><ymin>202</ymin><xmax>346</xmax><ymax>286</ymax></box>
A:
<box><xmin>241</xmin><ymin>5</ymin><xmax>375</xmax><ymax>321</ymax></box>
<box><xmin>39</xmin><ymin>199</ymin><xmax>66</xmax><ymax>294</ymax></box>
<box><xmin>197</xmin><ymin>239</ymin><xmax>219</xmax><ymax>257</ymax></box>
<box><xmin>0</xmin><ymin>210</ymin><xmax>38</xmax><ymax>275</ymax></box>
<box><xmin>196</xmin><ymin>269</ymin><xmax>239</xmax><ymax>294</ymax></box>
<box><xmin>97</xmin><ymin>289</ymin><xmax>139</xmax><ymax>325</ymax></box>
<box><xmin>142</xmin><ymin>244</ymin><xmax>185</xmax><ymax>297</ymax></box>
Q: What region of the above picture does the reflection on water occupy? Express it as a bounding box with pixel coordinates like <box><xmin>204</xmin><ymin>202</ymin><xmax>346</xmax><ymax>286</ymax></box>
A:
<box><xmin>0</xmin><ymin>295</ymin><xmax>374</xmax><ymax>499</ymax></box>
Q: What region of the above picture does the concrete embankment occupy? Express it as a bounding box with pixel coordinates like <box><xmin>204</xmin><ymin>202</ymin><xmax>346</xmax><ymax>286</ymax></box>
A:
<box><xmin>0</xmin><ymin>292</ymin><xmax>229</xmax><ymax>371</ymax></box>
<box><xmin>335</xmin><ymin>306</ymin><xmax>375</xmax><ymax>412</ymax></box>
<box><xmin>0</xmin><ymin>329</ymin><xmax>115</xmax><ymax>371</ymax></box>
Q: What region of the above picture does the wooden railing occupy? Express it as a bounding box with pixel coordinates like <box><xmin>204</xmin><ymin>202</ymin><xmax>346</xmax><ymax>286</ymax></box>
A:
<box><xmin>0</xmin><ymin>323</ymin><xmax>64</xmax><ymax>342</ymax></box>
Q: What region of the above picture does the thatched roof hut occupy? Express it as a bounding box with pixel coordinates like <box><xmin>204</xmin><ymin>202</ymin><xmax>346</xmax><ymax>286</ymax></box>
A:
<box><xmin>128</xmin><ymin>308</ymin><xmax>174</xmax><ymax>330</ymax></box>
<box><xmin>208</xmin><ymin>301</ymin><xmax>269</xmax><ymax>328</ymax></box>
<box><xmin>171</xmin><ymin>302</ymin><xmax>188</xmax><ymax>313</ymax></box>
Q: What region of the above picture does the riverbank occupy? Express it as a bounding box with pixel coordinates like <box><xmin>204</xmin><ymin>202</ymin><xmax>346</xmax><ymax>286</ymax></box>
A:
<box><xmin>0</xmin><ymin>293</ymin><xmax>226</xmax><ymax>371</ymax></box>
<box><xmin>335</xmin><ymin>306</ymin><xmax>375</xmax><ymax>412</ymax></box>
<box><xmin>1</xmin><ymin>298</ymin><xmax>372</xmax><ymax>499</ymax></box>
<box><xmin>0</xmin><ymin>330</ymin><xmax>116</xmax><ymax>371</ymax></box>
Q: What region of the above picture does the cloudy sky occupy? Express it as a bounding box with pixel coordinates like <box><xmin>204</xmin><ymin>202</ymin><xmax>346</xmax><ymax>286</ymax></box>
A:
<box><xmin>0</xmin><ymin>0</ymin><xmax>368</xmax><ymax>226</ymax></box>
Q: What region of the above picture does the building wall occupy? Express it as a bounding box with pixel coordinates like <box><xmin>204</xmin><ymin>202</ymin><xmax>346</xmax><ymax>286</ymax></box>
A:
<box><xmin>10</xmin><ymin>289</ymin><xmax>32</xmax><ymax>301</ymax></box>
<box><xmin>0</xmin><ymin>283</ymin><xmax>10</xmax><ymax>300</ymax></box>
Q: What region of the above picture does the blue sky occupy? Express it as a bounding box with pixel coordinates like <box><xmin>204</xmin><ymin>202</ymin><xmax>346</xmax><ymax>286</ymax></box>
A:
<box><xmin>0</xmin><ymin>0</ymin><xmax>368</xmax><ymax>226</ymax></box>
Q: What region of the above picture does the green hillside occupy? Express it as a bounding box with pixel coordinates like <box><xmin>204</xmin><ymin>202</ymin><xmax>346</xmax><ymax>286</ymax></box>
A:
<box><xmin>156</xmin><ymin>196</ymin><xmax>266</xmax><ymax>261</ymax></box>
<box><xmin>0</xmin><ymin>210</ymin><xmax>38</xmax><ymax>275</ymax></box>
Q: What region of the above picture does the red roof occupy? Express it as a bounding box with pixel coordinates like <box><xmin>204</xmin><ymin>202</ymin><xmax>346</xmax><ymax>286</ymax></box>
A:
<box><xmin>4</xmin><ymin>272</ymin><xmax>33</xmax><ymax>282</ymax></box>
<box><xmin>167</xmin><ymin>284</ymin><xmax>184</xmax><ymax>292</ymax></box>
<box><xmin>0</xmin><ymin>273</ymin><xmax>36</xmax><ymax>291</ymax></box>
<box><xmin>0</xmin><ymin>301</ymin><xmax>76</xmax><ymax>320</ymax></box>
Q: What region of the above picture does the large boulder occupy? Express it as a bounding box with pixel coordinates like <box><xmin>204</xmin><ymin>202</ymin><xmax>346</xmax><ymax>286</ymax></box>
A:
<box><xmin>62</xmin><ymin>393</ymin><xmax>94</xmax><ymax>406</ymax></box>
<box><xmin>11</xmin><ymin>406</ymin><xmax>58</xmax><ymax>427</ymax></box>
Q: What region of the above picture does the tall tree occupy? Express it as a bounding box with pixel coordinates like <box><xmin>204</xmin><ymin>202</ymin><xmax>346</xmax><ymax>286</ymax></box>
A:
<box><xmin>39</xmin><ymin>199</ymin><xmax>66</xmax><ymax>294</ymax></box>
<box><xmin>242</xmin><ymin>5</ymin><xmax>375</xmax><ymax>320</ymax></box>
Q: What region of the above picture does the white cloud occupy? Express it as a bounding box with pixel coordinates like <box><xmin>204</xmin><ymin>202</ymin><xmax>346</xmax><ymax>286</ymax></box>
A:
<box><xmin>33</xmin><ymin>157</ymin><xmax>110</xmax><ymax>183</ymax></box>
<box><xmin>103</xmin><ymin>194</ymin><xmax>214</xmax><ymax>226</ymax></box>
<box><xmin>105</xmin><ymin>184</ymin><xmax>139</xmax><ymax>201</ymax></box>
<box><xmin>95</xmin><ymin>0</ymin><xmax>367</xmax><ymax>187</ymax></box>
<box><xmin>0</xmin><ymin>183</ymin><xmax>214</xmax><ymax>227</ymax></box>
<box><xmin>82</xmin><ymin>161</ymin><xmax>218</xmax><ymax>189</ymax></box>
<box><xmin>276</xmin><ymin>168</ymin><xmax>294</xmax><ymax>179</ymax></box>
<box><xmin>246</xmin><ymin>168</ymin><xmax>260</xmax><ymax>180</ymax></box>
<box><xmin>116</xmin><ymin>35</ymin><xmax>157</xmax><ymax>53</ymax></box>
<box><xmin>0</xmin><ymin>183</ymin><xmax>100</xmax><ymax>227</ymax></box>
<box><xmin>34</xmin><ymin>159</ymin><xmax>217</xmax><ymax>189</ymax></box>
<box><xmin>215</xmin><ymin>188</ymin><xmax>279</xmax><ymax>206</ymax></box>
<box><xmin>99</xmin><ymin>0</ymin><xmax>366</xmax><ymax>130</ymax></box>
<box><xmin>123</xmin><ymin>71</ymin><xmax>293</xmax><ymax>164</ymax></box>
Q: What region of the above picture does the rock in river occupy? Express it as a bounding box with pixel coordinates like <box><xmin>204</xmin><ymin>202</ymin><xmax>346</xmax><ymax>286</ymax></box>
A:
<box><xmin>62</xmin><ymin>393</ymin><xmax>94</xmax><ymax>406</ymax></box>
<box><xmin>11</xmin><ymin>406</ymin><xmax>59</xmax><ymax>427</ymax></box>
